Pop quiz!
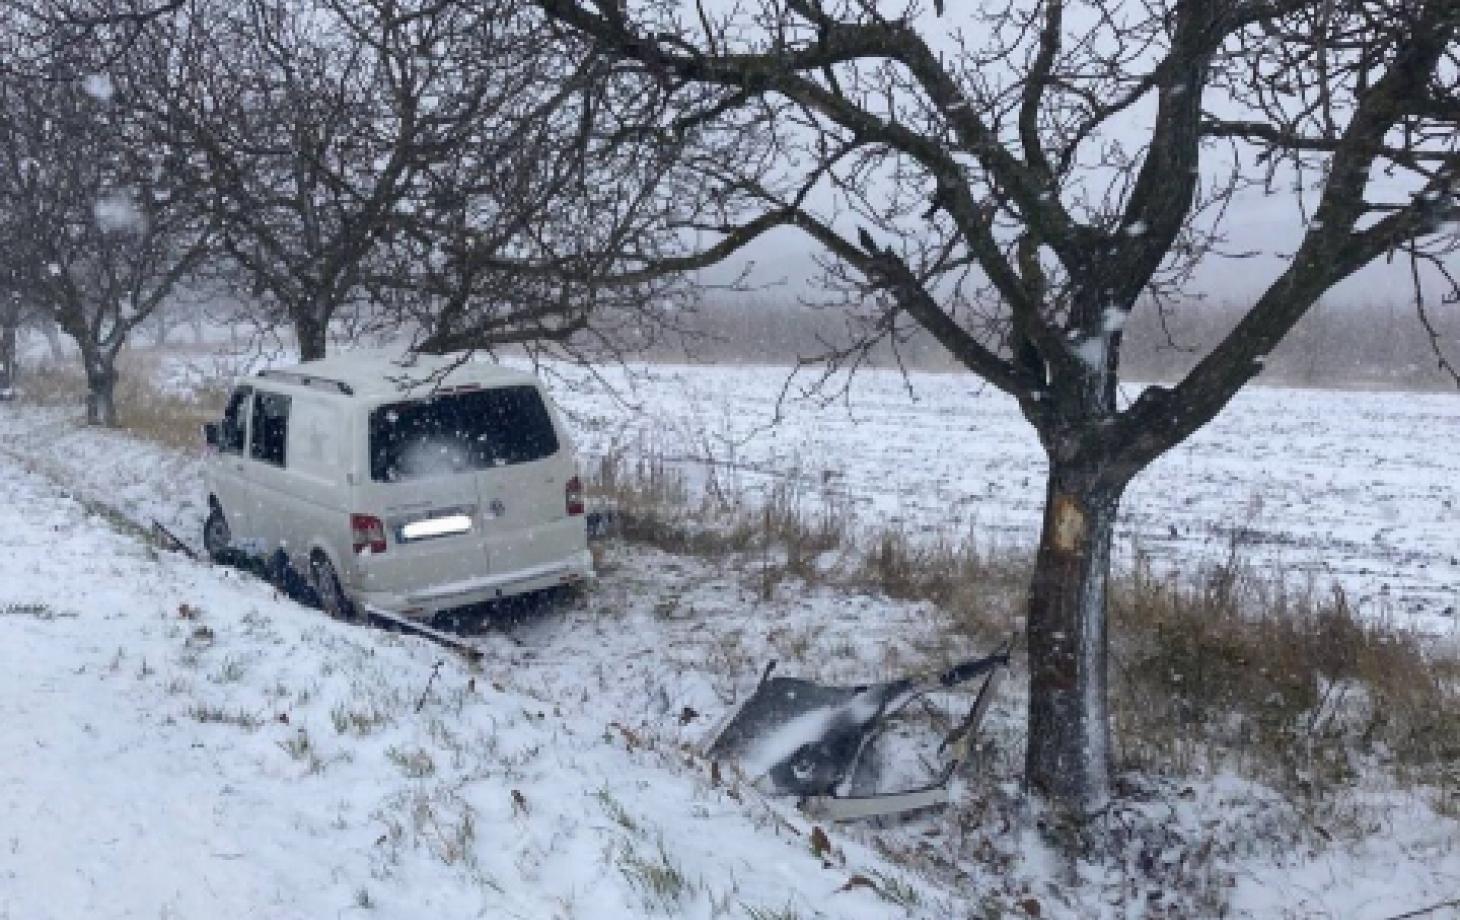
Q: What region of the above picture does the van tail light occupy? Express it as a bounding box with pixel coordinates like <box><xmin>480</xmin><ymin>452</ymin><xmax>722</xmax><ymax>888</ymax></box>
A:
<box><xmin>351</xmin><ymin>514</ymin><xmax>388</xmax><ymax>555</ymax></box>
<box><xmin>565</xmin><ymin>475</ymin><xmax>585</xmax><ymax>516</ymax></box>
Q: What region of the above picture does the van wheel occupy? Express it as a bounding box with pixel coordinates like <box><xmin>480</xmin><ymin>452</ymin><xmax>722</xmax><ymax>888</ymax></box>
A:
<box><xmin>203</xmin><ymin>506</ymin><xmax>231</xmax><ymax>561</ymax></box>
<box><xmin>311</xmin><ymin>554</ymin><xmax>357</xmax><ymax>623</ymax></box>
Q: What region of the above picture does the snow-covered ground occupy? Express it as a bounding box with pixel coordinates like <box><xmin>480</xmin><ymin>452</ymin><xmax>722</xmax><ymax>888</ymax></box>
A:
<box><xmin>553</xmin><ymin>362</ymin><xmax>1460</xmax><ymax>634</ymax></box>
<box><xmin>3</xmin><ymin>394</ymin><xmax>1459</xmax><ymax>919</ymax></box>
<box><xmin>0</xmin><ymin>426</ymin><xmax>959</xmax><ymax>919</ymax></box>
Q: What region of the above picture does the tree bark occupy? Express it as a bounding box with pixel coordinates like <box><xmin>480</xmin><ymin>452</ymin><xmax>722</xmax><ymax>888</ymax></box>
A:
<box><xmin>84</xmin><ymin>359</ymin><xmax>119</xmax><ymax>427</ymax></box>
<box><xmin>1024</xmin><ymin>459</ymin><xmax>1123</xmax><ymax>816</ymax></box>
<box><xmin>0</xmin><ymin>323</ymin><xmax>17</xmax><ymax>387</ymax></box>
<box><xmin>295</xmin><ymin>312</ymin><xmax>327</xmax><ymax>361</ymax></box>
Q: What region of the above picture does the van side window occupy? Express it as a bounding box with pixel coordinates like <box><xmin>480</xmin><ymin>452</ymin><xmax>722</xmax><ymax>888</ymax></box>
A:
<box><xmin>249</xmin><ymin>391</ymin><xmax>291</xmax><ymax>466</ymax></box>
<box><xmin>219</xmin><ymin>386</ymin><xmax>252</xmax><ymax>454</ymax></box>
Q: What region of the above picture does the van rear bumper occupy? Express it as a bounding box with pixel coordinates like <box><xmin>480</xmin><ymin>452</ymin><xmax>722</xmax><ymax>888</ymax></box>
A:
<box><xmin>354</xmin><ymin>550</ymin><xmax>593</xmax><ymax>619</ymax></box>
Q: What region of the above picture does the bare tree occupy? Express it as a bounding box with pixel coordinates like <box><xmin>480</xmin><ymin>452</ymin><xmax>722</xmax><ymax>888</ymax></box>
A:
<box><xmin>0</xmin><ymin>1</ymin><xmax>192</xmax><ymax>92</ymax></box>
<box><xmin>0</xmin><ymin>26</ymin><xmax>211</xmax><ymax>425</ymax></box>
<box><xmin>525</xmin><ymin>0</ymin><xmax>1460</xmax><ymax>815</ymax></box>
<box><xmin>148</xmin><ymin>0</ymin><xmax>614</xmax><ymax>360</ymax></box>
<box><xmin>140</xmin><ymin>0</ymin><xmax>399</xmax><ymax>359</ymax></box>
<box><xmin>7</xmin><ymin>0</ymin><xmax>695</xmax><ymax>374</ymax></box>
<box><xmin>359</xmin><ymin>42</ymin><xmax>698</xmax><ymax>366</ymax></box>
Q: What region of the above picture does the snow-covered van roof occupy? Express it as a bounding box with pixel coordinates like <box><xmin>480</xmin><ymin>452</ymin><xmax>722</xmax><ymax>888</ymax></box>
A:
<box><xmin>249</xmin><ymin>349</ymin><xmax>539</xmax><ymax>401</ymax></box>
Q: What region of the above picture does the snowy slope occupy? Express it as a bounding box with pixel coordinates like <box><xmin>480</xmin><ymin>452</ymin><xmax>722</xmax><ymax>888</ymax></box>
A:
<box><xmin>0</xmin><ymin>459</ymin><xmax>952</xmax><ymax>919</ymax></box>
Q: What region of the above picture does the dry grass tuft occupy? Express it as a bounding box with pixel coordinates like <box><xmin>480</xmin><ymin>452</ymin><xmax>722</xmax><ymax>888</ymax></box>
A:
<box><xmin>858</xmin><ymin>527</ymin><xmax>1028</xmax><ymax>636</ymax></box>
<box><xmin>588</xmin><ymin>450</ymin><xmax>1024</xmax><ymax>634</ymax></box>
<box><xmin>1112</xmin><ymin>553</ymin><xmax>1460</xmax><ymax>806</ymax></box>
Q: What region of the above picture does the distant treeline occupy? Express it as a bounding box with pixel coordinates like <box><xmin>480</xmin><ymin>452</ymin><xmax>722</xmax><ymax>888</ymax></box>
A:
<box><xmin>645</xmin><ymin>298</ymin><xmax>1460</xmax><ymax>390</ymax></box>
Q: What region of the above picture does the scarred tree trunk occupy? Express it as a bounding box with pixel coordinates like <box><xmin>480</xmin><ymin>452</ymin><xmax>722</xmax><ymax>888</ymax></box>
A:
<box><xmin>1021</xmin><ymin>304</ymin><xmax>1134</xmax><ymax>815</ymax></box>
<box><xmin>1025</xmin><ymin>458</ymin><xmax>1125</xmax><ymax>815</ymax></box>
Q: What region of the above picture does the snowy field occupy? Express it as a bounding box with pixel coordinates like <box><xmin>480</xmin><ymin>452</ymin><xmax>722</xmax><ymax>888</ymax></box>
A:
<box><xmin>550</xmin><ymin>362</ymin><xmax>1460</xmax><ymax>634</ymax></box>
<box><xmin>149</xmin><ymin>348</ymin><xmax>1460</xmax><ymax>633</ymax></box>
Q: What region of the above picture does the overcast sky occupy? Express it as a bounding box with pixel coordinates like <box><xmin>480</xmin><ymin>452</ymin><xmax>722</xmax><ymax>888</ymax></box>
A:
<box><xmin>705</xmin><ymin>200</ymin><xmax>1450</xmax><ymax>309</ymax></box>
<box><xmin>689</xmin><ymin>0</ymin><xmax>1457</xmax><ymax>313</ymax></box>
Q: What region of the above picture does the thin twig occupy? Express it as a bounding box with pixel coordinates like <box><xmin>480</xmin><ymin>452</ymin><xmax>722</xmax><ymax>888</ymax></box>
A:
<box><xmin>415</xmin><ymin>659</ymin><xmax>444</xmax><ymax>713</ymax></box>
<box><xmin>1379</xmin><ymin>898</ymin><xmax>1460</xmax><ymax>920</ymax></box>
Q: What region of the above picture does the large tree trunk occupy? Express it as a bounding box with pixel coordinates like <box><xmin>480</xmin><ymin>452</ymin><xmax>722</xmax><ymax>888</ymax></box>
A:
<box><xmin>295</xmin><ymin>313</ymin><xmax>327</xmax><ymax>361</ymax></box>
<box><xmin>84</xmin><ymin>359</ymin><xmax>119</xmax><ymax>427</ymax></box>
<box><xmin>0</xmin><ymin>323</ymin><xmax>17</xmax><ymax>387</ymax></box>
<box><xmin>1024</xmin><ymin>459</ymin><xmax>1124</xmax><ymax>816</ymax></box>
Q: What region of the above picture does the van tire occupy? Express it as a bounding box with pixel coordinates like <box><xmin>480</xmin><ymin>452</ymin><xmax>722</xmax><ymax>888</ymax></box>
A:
<box><xmin>311</xmin><ymin>554</ymin><xmax>357</xmax><ymax>623</ymax></box>
<box><xmin>203</xmin><ymin>506</ymin><xmax>231</xmax><ymax>561</ymax></box>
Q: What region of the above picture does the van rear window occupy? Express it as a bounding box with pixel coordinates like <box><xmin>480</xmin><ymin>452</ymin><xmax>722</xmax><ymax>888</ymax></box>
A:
<box><xmin>369</xmin><ymin>386</ymin><xmax>559</xmax><ymax>482</ymax></box>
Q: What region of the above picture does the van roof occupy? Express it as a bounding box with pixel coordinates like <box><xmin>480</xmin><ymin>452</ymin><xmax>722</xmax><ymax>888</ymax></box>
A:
<box><xmin>250</xmin><ymin>349</ymin><xmax>539</xmax><ymax>400</ymax></box>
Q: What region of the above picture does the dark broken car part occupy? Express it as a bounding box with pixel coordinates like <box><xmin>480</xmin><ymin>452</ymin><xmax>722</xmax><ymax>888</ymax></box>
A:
<box><xmin>707</xmin><ymin>644</ymin><xmax>1011</xmax><ymax>821</ymax></box>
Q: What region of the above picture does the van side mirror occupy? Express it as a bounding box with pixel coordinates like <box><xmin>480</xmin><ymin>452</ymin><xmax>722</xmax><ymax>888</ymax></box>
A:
<box><xmin>202</xmin><ymin>422</ymin><xmax>220</xmax><ymax>448</ymax></box>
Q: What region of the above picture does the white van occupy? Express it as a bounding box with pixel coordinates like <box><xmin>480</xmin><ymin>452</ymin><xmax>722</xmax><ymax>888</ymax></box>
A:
<box><xmin>201</xmin><ymin>350</ymin><xmax>592</xmax><ymax>621</ymax></box>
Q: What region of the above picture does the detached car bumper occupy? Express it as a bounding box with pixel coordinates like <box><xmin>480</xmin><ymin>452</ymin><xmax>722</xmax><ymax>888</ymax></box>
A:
<box><xmin>353</xmin><ymin>550</ymin><xmax>593</xmax><ymax>619</ymax></box>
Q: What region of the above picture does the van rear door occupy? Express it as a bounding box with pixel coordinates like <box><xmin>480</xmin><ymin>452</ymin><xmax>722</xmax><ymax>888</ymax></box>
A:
<box><xmin>462</xmin><ymin>385</ymin><xmax>574</xmax><ymax>574</ymax></box>
<box><xmin>363</xmin><ymin>384</ymin><xmax>571</xmax><ymax>580</ymax></box>
<box><xmin>355</xmin><ymin>396</ymin><xmax>491</xmax><ymax>592</ymax></box>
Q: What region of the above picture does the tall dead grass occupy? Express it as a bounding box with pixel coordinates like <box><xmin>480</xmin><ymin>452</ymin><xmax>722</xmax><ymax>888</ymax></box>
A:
<box><xmin>14</xmin><ymin>355</ymin><xmax>227</xmax><ymax>450</ymax></box>
<box><xmin>588</xmin><ymin>448</ymin><xmax>1027</xmax><ymax>628</ymax></box>
<box><xmin>1112</xmin><ymin>552</ymin><xmax>1460</xmax><ymax>812</ymax></box>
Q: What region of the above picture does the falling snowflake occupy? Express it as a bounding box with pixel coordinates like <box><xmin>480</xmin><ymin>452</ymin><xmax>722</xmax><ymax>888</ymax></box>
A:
<box><xmin>1073</xmin><ymin>336</ymin><xmax>1106</xmax><ymax>368</ymax></box>
<box><xmin>1123</xmin><ymin>220</ymin><xmax>1148</xmax><ymax>237</ymax></box>
<box><xmin>94</xmin><ymin>190</ymin><xmax>144</xmax><ymax>233</ymax></box>
<box><xmin>81</xmin><ymin>73</ymin><xmax>114</xmax><ymax>102</ymax></box>
<box><xmin>1102</xmin><ymin>308</ymin><xmax>1129</xmax><ymax>333</ymax></box>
